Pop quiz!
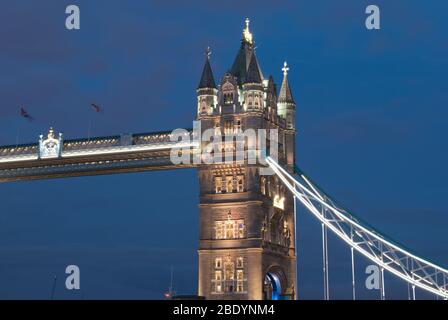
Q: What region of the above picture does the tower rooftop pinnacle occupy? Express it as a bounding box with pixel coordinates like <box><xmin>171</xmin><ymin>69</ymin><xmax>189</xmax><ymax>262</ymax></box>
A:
<box><xmin>244</xmin><ymin>53</ymin><xmax>262</xmax><ymax>84</ymax></box>
<box><xmin>198</xmin><ymin>47</ymin><xmax>216</xmax><ymax>89</ymax></box>
<box><xmin>278</xmin><ymin>62</ymin><xmax>295</xmax><ymax>104</ymax></box>
<box><xmin>230</xmin><ymin>18</ymin><xmax>264</xmax><ymax>85</ymax></box>
<box><xmin>242</xmin><ymin>18</ymin><xmax>253</xmax><ymax>45</ymax></box>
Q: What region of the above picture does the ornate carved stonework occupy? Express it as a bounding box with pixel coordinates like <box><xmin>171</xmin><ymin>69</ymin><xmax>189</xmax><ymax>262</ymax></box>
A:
<box><xmin>39</xmin><ymin>127</ymin><xmax>63</xmax><ymax>159</ymax></box>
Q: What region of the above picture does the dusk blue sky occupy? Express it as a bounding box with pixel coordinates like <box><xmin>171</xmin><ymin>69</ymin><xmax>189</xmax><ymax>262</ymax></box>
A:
<box><xmin>0</xmin><ymin>0</ymin><xmax>447</xmax><ymax>299</ymax></box>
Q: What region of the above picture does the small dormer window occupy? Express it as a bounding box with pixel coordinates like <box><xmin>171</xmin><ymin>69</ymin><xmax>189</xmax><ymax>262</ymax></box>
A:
<box><xmin>235</xmin><ymin>120</ymin><xmax>241</xmax><ymax>133</ymax></box>
<box><xmin>214</xmin><ymin>122</ymin><xmax>221</xmax><ymax>136</ymax></box>
<box><xmin>248</xmin><ymin>97</ymin><xmax>253</xmax><ymax>107</ymax></box>
<box><xmin>222</xmin><ymin>82</ymin><xmax>235</xmax><ymax>105</ymax></box>
<box><xmin>224</xmin><ymin>93</ymin><xmax>234</xmax><ymax>104</ymax></box>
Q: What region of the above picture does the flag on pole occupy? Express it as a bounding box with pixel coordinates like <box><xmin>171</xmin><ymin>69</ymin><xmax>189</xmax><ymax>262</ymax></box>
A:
<box><xmin>20</xmin><ymin>107</ymin><xmax>34</xmax><ymax>121</ymax></box>
<box><xmin>90</xmin><ymin>103</ymin><xmax>102</xmax><ymax>113</ymax></box>
<box><xmin>88</xmin><ymin>103</ymin><xmax>103</xmax><ymax>141</ymax></box>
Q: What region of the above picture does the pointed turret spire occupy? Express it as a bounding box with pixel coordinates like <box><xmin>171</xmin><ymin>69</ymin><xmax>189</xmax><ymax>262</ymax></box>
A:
<box><xmin>242</xmin><ymin>18</ymin><xmax>253</xmax><ymax>45</ymax></box>
<box><xmin>244</xmin><ymin>53</ymin><xmax>262</xmax><ymax>84</ymax></box>
<box><xmin>268</xmin><ymin>75</ymin><xmax>277</xmax><ymax>98</ymax></box>
<box><xmin>278</xmin><ymin>62</ymin><xmax>295</xmax><ymax>104</ymax></box>
<box><xmin>231</xmin><ymin>18</ymin><xmax>262</xmax><ymax>85</ymax></box>
<box><xmin>198</xmin><ymin>47</ymin><xmax>216</xmax><ymax>89</ymax></box>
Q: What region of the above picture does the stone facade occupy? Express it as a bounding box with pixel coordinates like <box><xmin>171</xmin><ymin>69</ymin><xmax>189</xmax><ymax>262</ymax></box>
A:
<box><xmin>196</xmin><ymin>19</ymin><xmax>297</xmax><ymax>300</ymax></box>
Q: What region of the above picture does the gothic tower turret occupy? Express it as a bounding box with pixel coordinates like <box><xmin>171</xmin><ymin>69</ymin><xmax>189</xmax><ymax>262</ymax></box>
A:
<box><xmin>277</xmin><ymin>61</ymin><xmax>296</xmax><ymax>168</ymax></box>
<box><xmin>197</xmin><ymin>47</ymin><xmax>218</xmax><ymax>117</ymax></box>
<box><xmin>242</xmin><ymin>54</ymin><xmax>264</xmax><ymax>112</ymax></box>
<box><xmin>277</xmin><ymin>62</ymin><xmax>296</xmax><ymax>130</ymax></box>
<box><xmin>266</xmin><ymin>75</ymin><xmax>278</xmax><ymax>122</ymax></box>
<box><xmin>230</xmin><ymin>18</ymin><xmax>260</xmax><ymax>85</ymax></box>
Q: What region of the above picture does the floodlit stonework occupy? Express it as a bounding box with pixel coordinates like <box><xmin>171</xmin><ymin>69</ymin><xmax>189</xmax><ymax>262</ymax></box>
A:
<box><xmin>196</xmin><ymin>19</ymin><xmax>297</xmax><ymax>300</ymax></box>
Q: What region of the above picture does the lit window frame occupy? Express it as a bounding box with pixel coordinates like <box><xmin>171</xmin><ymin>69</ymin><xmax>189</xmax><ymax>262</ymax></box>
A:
<box><xmin>236</xmin><ymin>257</ymin><xmax>244</xmax><ymax>268</ymax></box>
<box><xmin>214</xmin><ymin>219</ymin><xmax>245</xmax><ymax>239</ymax></box>
<box><xmin>215</xmin><ymin>258</ymin><xmax>222</xmax><ymax>269</ymax></box>
<box><xmin>215</xmin><ymin>176</ymin><xmax>223</xmax><ymax>194</ymax></box>
<box><xmin>215</xmin><ymin>270</ymin><xmax>223</xmax><ymax>293</ymax></box>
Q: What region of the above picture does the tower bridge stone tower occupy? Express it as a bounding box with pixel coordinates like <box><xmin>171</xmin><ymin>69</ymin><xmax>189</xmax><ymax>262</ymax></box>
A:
<box><xmin>196</xmin><ymin>19</ymin><xmax>297</xmax><ymax>300</ymax></box>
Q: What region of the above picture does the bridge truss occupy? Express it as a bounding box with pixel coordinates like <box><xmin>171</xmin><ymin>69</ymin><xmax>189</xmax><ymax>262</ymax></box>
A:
<box><xmin>0</xmin><ymin>130</ymin><xmax>197</xmax><ymax>182</ymax></box>
<box><xmin>266</xmin><ymin>156</ymin><xmax>448</xmax><ymax>299</ymax></box>
<box><xmin>1</xmin><ymin>127</ymin><xmax>447</xmax><ymax>299</ymax></box>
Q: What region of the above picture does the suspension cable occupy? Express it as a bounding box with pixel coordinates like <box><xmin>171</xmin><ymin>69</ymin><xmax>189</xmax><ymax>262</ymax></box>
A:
<box><xmin>381</xmin><ymin>267</ymin><xmax>386</xmax><ymax>300</ymax></box>
<box><xmin>293</xmin><ymin>184</ymin><xmax>299</xmax><ymax>300</ymax></box>
<box><xmin>350</xmin><ymin>226</ymin><xmax>356</xmax><ymax>300</ymax></box>
<box><xmin>265</xmin><ymin>157</ymin><xmax>448</xmax><ymax>300</ymax></box>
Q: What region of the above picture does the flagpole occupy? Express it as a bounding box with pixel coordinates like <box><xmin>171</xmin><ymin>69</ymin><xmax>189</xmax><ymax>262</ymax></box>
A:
<box><xmin>88</xmin><ymin>112</ymin><xmax>92</xmax><ymax>142</ymax></box>
<box><xmin>50</xmin><ymin>276</ymin><xmax>57</xmax><ymax>300</ymax></box>
<box><xmin>18</xmin><ymin>107</ymin><xmax>35</xmax><ymax>146</ymax></box>
<box><xmin>88</xmin><ymin>103</ymin><xmax>102</xmax><ymax>141</ymax></box>
<box><xmin>15</xmin><ymin>123</ymin><xmax>19</xmax><ymax>147</ymax></box>
<box><xmin>16</xmin><ymin>109</ymin><xmax>21</xmax><ymax>147</ymax></box>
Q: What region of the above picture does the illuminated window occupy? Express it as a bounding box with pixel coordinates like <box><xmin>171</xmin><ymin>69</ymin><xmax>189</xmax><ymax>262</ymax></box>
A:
<box><xmin>236</xmin><ymin>270</ymin><xmax>244</xmax><ymax>292</ymax></box>
<box><xmin>236</xmin><ymin>257</ymin><xmax>244</xmax><ymax>268</ymax></box>
<box><xmin>225</xmin><ymin>176</ymin><xmax>233</xmax><ymax>193</ymax></box>
<box><xmin>238</xmin><ymin>221</ymin><xmax>245</xmax><ymax>238</ymax></box>
<box><xmin>215</xmin><ymin>258</ymin><xmax>222</xmax><ymax>269</ymax></box>
<box><xmin>267</xmin><ymin>179</ymin><xmax>272</xmax><ymax>197</ymax></box>
<box><xmin>224</xmin><ymin>262</ymin><xmax>234</xmax><ymax>280</ymax></box>
<box><xmin>260</xmin><ymin>177</ymin><xmax>266</xmax><ymax>195</ymax></box>
<box><xmin>224</xmin><ymin>259</ymin><xmax>235</xmax><ymax>292</ymax></box>
<box><xmin>224</xmin><ymin>93</ymin><xmax>234</xmax><ymax>104</ymax></box>
<box><xmin>215</xmin><ymin>271</ymin><xmax>222</xmax><ymax>293</ymax></box>
<box><xmin>235</xmin><ymin>120</ymin><xmax>241</xmax><ymax>133</ymax></box>
<box><xmin>237</xmin><ymin>175</ymin><xmax>244</xmax><ymax>192</ymax></box>
<box><xmin>215</xmin><ymin>176</ymin><xmax>222</xmax><ymax>194</ymax></box>
<box><xmin>212</xmin><ymin>256</ymin><xmax>245</xmax><ymax>294</ymax></box>
<box><xmin>215</xmin><ymin>221</ymin><xmax>223</xmax><ymax>239</ymax></box>
<box><xmin>224</xmin><ymin>120</ymin><xmax>233</xmax><ymax>135</ymax></box>
<box><xmin>222</xmin><ymin>82</ymin><xmax>234</xmax><ymax>105</ymax></box>
<box><xmin>226</xmin><ymin>220</ymin><xmax>235</xmax><ymax>238</ymax></box>
<box><xmin>215</xmin><ymin>219</ymin><xmax>245</xmax><ymax>239</ymax></box>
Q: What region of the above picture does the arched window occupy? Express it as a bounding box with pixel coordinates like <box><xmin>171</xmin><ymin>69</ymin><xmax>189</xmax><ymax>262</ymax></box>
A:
<box><xmin>261</xmin><ymin>177</ymin><xmax>266</xmax><ymax>195</ymax></box>
<box><xmin>200</xmin><ymin>99</ymin><xmax>207</xmax><ymax>113</ymax></box>
<box><xmin>214</xmin><ymin>219</ymin><xmax>245</xmax><ymax>239</ymax></box>
<box><xmin>224</xmin><ymin>260</ymin><xmax>234</xmax><ymax>279</ymax></box>
<box><xmin>222</xmin><ymin>82</ymin><xmax>234</xmax><ymax>104</ymax></box>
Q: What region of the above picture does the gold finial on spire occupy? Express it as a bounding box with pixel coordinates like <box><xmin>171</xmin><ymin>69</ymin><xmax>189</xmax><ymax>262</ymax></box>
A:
<box><xmin>205</xmin><ymin>46</ymin><xmax>212</xmax><ymax>59</ymax></box>
<box><xmin>243</xmin><ymin>18</ymin><xmax>253</xmax><ymax>44</ymax></box>
<box><xmin>282</xmin><ymin>61</ymin><xmax>289</xmax><ymax>77</ymax></box>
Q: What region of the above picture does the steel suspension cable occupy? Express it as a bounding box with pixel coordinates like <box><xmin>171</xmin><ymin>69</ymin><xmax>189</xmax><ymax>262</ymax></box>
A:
<box><xmin>265</xmin><ymin>157</ymin><xmax>448</xmax><ymax>299</ymax></box>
